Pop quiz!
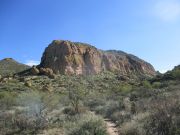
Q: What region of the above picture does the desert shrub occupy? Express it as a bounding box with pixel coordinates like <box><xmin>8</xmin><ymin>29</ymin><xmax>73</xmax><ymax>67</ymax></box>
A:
<box><xmin>0</xmin><ymin>109</ymin><xmax>48</xmax><ymax>134</ymax></box>
<box><xmin>120</xmin><ymin>112</ymin><xmax>149</xmax><ymax>135</ymax></box>
<box><xmin>85</xmin><ymin>97</ymin><xmax>106</xmax><ymax>109</ymax></box>
<box><xmin>18</xmin><ymin>91</ymin><xmax>60</xmax><ymax>115</ymax></box>
<box><xmin>93</xmin><ymin>100</ymin><xmax>123</xmax><ymax>117</ymax></box>
<box><xmin>130</xmin><ymin>101</ymin><xmax>136</xmax><ymax>114</ymax></box>
<box><xmin>63</xmin><ymin>107</ymin><xmax>77</xmax><ymax>116</ymax></box>
<box><xmin>142</xmin><ymin>80</ymin><xmax>152</xmax><ymax>89</ymax></box>
<box><xmin>104</xmin><ymin>101</ymin><xmax>120</xmax><ymax>117</ymax></box>
<box><xmin>92</xmin><ymin>99</ymin><xmax>126</xmax><ymax>124</ymax></box>
<box><xmin>110</xmin><ymin>111</ymin><xmax>131</xmax><ymax>125</ymax></box>
<box><xmin>0</xmin><ymin>111</ymin><xmax>21</xmax><ymax>135</ymax></box>
<box><xmin>110</xmin><ymin>111</ymin><xmax>122</xmax><ymax>123</ymax></box>
<box><xmin>121</xmin><ymin>84</ymin><xmax>133</xmax><ymax>93</ymax></box>
<box><xmin>121</xmin><ymin>127</ymin><xmax>140</xmax><ymax>135</ymax></box>
<box><xmin>152</xmin><ymin>82</ymin><xmax>162</xmax><ymax>88</ymax></box>
<box><xmin>120</xmin><ymin>120</ymin><xmax>144</xmax><ymax>135</ymax></box>
<box><xmin>0</xmin><ymin>91</ymin><xmax>17</xmax><ymax>109</ymax></box>
<box><xmin>65</xmin><ymin>113</ymin><xmax>107</xmax><ymax>135</ymax></box>
<box><xmin>163</xmin><ymin>67</ymin><xmax>180</xmax><ymax>80</ymax></box>
<box><xmin>7</xmin><ymin>91</ymin><xmax>61</xmax><ymax>133</ymax></box>
<box><xmin>110</xmin><ymin>83</ymin><xmax>133</xmax><ymax>94</ymax></box>
<box><xmin>93</xmin><ymin>105</ymin><xmax>106</xmax><ymax>115</ymax></box>
<box><xmin>130</xmin><ymin>88</ymin><xmax>157</xmax><ymax>100</ymax></box>
<box><xmin>171</xmin><ymin>69</ymin><xmax>180</xmax><ymax>79</ymax></box>
<box><xmin>14</xmin><ymin>113</ymin><xmax>48</xmax><ymax>132</ymax></box>
<box><xmin>63</xmin><ymin>106</ymin><xmax>87</xmax><ymax>116</ymax></box>
<box><xmin>144</xmin><ymin>98</ymin><xmax>180</xmax><ymax>135</ymax></box>
<box><xmin>50</xmin><ymin>114</ymin><xmax>66</xmax><ymax>128</ymax></box>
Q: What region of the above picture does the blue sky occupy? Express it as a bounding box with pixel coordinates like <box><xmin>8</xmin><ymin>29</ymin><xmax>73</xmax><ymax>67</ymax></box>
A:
<box><xmin>0</xmin><ymin>0</ymin><xmax>180</xmax><ymax>72</ymax></box>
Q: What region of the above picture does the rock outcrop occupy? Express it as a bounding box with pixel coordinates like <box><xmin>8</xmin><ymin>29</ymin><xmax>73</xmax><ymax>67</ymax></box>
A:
<box><xmin>40</xmin><ymin>40</ymin><xmax>156</xmax><ymax>76</ymax></box>
<box><xmin>28</xmin><ymin>66</ymin><xmax>56</xmax><ymax>79</ymax></box>
<box><xmin>30</xmin><ymin>66</ymin><xmax>40</xmax><ymax>75</ymax></box>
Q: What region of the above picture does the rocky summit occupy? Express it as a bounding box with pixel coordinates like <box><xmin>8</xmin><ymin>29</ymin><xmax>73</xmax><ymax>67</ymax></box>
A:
<box><xmin>40</xmin><ymin>40</ymin><xmax>156</xmax><ymax>76</ymax></box>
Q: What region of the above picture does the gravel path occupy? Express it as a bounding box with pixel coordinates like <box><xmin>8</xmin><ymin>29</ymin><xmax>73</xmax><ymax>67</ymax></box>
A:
<box><xmin>105</xmin><ymin>119</ymin><xmax>119</xmax><ymax>135</ymax></box>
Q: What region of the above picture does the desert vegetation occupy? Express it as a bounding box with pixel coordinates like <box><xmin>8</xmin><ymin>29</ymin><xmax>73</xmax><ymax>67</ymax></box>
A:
<box><xmin>0</xmin><ymin>66</ymin><xmax>180</xmax><ymax>135</ymax></box>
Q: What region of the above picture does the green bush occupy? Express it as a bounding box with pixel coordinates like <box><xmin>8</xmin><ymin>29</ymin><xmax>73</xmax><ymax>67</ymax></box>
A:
<box><xmin>112</xmin><ymin>83</ymin><xmax>133</xmax><ymax>94</ymax></box>
<box><xmin>63</xmin><ymin>107</ymin><xmax>77</xmax><ymax>116</ymax></box>
<box><xmin>93</xmin><ymin>105</ymin><xmax>106</xmax><ymax>115</ymax></box>
<box><xmin>171</xmin><ymin>69</ymin><xmax>180</xmax><ymax>79</ymax></box>
<box><xmin>121</xmin><ymin>84</ymin><xmax>133</xmax><ymax>93</ymax></box>
<box><xmin>142</xmin><ymin>81</ymin><xmax>152</xmax><ymax>89</ymax></box>
<box><xmin>0</xmin><ymin>91</ymin><xmax>17</xmax><ymax>109</ymax></box>
<box><xmin>163</xmin><ymin>66</ymin><xmax>180</xmax><ymax>80</ymax></box>
<box><xmin>18</xmin><ymin>91</ymin><xmax>60</xmax><ymax>114</ymax></box>
<box><xmin>85</xmin><ymin>98</ymin><xmax>106</xmax><ymax>109</ymax></box>
<box><xmin>144</xmin><ymin>98</ymin><xmax>180</xmax><ymax>135</ymax></box>
<box><xmin>92</xmin><ymin>100</ymin><xmax>124</xmax><ymax>118</ymax></box>
<box><xmin>65</xmin><ymin>113</ymin><xmax>107</xmax><ymax>135</ymax></box>
<box><xmin>110</xmin><ymin>111</ymin><xmax>131</xmax><ymax>126</ymax></box>
<box><xmin>152</xmin><ymin>82</ymin><xmax>162</xmax><ymax>88</ymax></box>
<box><xmin>105</xmin><ymin>101</ymin><xmax>121</xmax><ymax>118</ymax></box>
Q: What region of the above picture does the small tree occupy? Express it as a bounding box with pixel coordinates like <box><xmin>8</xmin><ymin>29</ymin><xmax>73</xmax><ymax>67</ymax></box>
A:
<box><xmin>67</xmin><ymin>78</ymin><xmax>86</xmax><ymax>113</ymax></box>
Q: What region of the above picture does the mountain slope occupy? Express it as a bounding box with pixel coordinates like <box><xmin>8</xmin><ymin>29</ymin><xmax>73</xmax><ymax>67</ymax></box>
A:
<box><xmin>0</xmin><ymin>58</ymin><xmax>30</xmax><ymax>76</ymax></box>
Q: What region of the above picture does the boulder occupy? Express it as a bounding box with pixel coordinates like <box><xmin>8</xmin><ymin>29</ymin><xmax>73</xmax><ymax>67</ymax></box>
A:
<box><xmin>25</xmin><ymin>81</ymin><xmax>32</xmax><ymax>87</ymax></box>
<box><xmin>30</xmin><ymin>66</ymin><xmax>40</xmax><ymax>75</ymax></box>
<box><xmin>42</xmin><ymin>84</ymin><xmax>53</xmax><ymax>92</ymax></box>
<box><xmin>1</xmin><ymin>78</ymin><xmax>8</xmax><ymax>83</ymax></box>
<box><xmin>0</xmin><ymin>76</ymin><xmax>14</xmax><ymax>83</ymax></box>
<box><xmin>39</xmin><ymin>68</ymin><xmax>56</xmax><ymax>79</ymax></box>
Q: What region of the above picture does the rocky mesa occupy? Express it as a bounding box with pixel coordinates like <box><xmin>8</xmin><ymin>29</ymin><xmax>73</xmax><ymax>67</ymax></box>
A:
<box><xmin>40</xmin><ymin>40</ymin><xmax>156</xmax><ymax>76</ymax></box>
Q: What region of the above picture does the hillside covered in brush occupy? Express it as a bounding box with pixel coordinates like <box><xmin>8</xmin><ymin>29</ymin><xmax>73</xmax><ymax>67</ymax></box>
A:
<box><xmin>0</xmin><ymin>58</ymin><xmax>30</xmax><ymax>76</ymax></box>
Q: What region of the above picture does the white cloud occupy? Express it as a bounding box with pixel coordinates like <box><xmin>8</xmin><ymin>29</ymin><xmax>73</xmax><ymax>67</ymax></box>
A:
<box><xmin>25</xmin><ymin>60</ymin><xmax>40</xmax><ymax>66</ymax></box>
<box><xmin>159</xmin><ymin>69</ymin><xmax>168</xmax><ymax>73</ymax></box>
<box><xmin>154</xmin><ymin>0</ymin><xmax>180</xmax><ymax>21</ymax></box>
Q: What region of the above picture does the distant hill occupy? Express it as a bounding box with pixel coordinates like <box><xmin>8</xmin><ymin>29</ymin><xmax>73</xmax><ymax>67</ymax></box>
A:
<box><xmin>163</xmin><ymin>65</ymin><xmax>180</xmax><ymax>80</ymax></box>
<box><xmin>0</xmin><ymin>58</ymin><xmax>30</xmax><ymax>76</ymax></box>
<box><xmin>151</xmin><ymin>65</ymin><xmax>180</xmax><ymax>83</ymax></box>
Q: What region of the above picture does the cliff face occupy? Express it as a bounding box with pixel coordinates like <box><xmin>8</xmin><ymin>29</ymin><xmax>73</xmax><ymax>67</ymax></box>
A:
<box><xmin>40</xmin><ymin>40</ymin><xmax>156</xmax><ymax>76</ymax></box>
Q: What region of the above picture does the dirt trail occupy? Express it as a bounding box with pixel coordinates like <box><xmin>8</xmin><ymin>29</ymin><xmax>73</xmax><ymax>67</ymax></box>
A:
<box><xmin>104</xmin><ymin>119</ymin><xmax>119</xmax><ymax>135</ymax></box>
<box><xmin>90</xmin><ymin>111</ymin><xmax>119</xmax><ymax>135</ymax></box>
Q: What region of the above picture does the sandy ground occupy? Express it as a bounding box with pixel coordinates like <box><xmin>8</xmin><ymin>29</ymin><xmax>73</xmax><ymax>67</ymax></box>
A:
<box><xmin>105</xmin><ymin>119</ymin><xmax>119</xmax><ymax>135</ymax></box>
